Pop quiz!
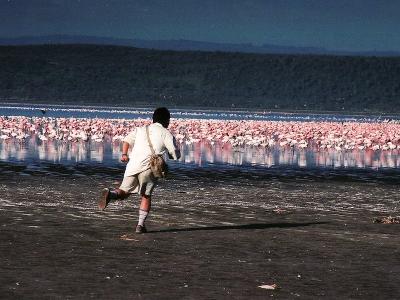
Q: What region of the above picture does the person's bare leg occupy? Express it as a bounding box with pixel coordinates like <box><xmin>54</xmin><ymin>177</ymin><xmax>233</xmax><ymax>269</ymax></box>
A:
<box><xmin>140</xmin><ymin>195</ymin><xmax>151</xmax><ymax>211</ymax></box>
<box><xmin>136</xmin><ymin>195</ymin><xmax>151</xmax><ymax>233</ymax></box>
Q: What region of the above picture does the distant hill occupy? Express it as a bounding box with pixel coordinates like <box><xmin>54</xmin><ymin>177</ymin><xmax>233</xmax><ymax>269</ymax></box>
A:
<box><xmin>0</xmin><ymin>44</ymin><xmax>399</xmax><ymax>112</ymax></box>
<box><xmin>1</xmin><ymin>35</ymin><xmax>400</xmax><ymax>57</ymax></box>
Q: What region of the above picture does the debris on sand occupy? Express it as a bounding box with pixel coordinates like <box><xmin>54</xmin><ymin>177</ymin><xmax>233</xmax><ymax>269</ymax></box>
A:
<box><xmin>373</xmin><ymin>216</ymin><xmax>400</xmax><ymax>224</ymax></box>
<box><xmin>120</xmin><ymin>234</ymin><xmax>139</xmax><ymax>241</ymax></box>
<box><xmin>258</xmin><ymin>284</ymin><xmax>278</xmax><ymax>290</ymax></box>
<box><xmin>273</xmin><ymin>208</ymin><xmax>288</xmax><ymax>214</ymax></box>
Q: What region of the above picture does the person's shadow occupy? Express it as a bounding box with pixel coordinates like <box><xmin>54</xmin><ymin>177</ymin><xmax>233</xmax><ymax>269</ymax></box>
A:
<box><xmin>147</xmin><ymin>221</ymin><xmax>328</xmax><ymax>233</ymax></box>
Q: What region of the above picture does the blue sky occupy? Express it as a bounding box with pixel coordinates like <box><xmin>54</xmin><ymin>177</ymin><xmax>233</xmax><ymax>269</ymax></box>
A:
<box><xmin>1</xmin><ymin>0</ymin><xmax>399</xmax><ymax>51</ymax></box>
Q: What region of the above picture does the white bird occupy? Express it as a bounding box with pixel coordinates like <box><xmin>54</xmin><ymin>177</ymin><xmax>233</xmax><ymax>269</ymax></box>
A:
<box><xmin>38</xmin><ymin>134</ymin><xmax>48</xmax><ymax>141</ymax></box>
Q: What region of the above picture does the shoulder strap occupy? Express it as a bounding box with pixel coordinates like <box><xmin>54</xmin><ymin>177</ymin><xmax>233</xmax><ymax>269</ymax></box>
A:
<box><xmin>146</xmin><ymin>125</ymin><xmax>156</xmax><ymax>154</ymax></box>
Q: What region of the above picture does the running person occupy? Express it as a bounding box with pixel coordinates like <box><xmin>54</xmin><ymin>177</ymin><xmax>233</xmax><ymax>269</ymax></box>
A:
<box><xmin>98</xmin><ymin>107</ymin><xmax>180</xmax><ymax>233</ymax></box>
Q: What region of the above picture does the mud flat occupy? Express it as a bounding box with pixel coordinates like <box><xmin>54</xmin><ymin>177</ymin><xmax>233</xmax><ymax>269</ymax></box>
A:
<box><xmin>0</xmin><ymin>164</ymin><xmax>399</xmax><ymax>299</ymax></box>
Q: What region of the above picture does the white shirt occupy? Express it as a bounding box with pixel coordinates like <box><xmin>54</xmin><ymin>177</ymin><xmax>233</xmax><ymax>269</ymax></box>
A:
<box><xmin>123</xmin><ymin>122</ymin><xmax>181</xmax><ymax>177</ymax></box>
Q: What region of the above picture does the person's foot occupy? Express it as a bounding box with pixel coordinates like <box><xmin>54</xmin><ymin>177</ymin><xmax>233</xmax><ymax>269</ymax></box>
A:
<box><xmin>135</xmin><ymin>225</ymin><xmax>147</xmax><ymax>234</ymax></box>
<box><xmin>98</xmin><ymin>188</ymin><xmax>111</xmax><ymax>210</ymax></box>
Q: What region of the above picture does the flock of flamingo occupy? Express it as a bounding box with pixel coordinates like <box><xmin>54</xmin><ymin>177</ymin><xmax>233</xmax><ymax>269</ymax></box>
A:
<box><xmin>1</xmin><ymin>115</ymin><xmax>400</xmax><ymax>153</ymax></box>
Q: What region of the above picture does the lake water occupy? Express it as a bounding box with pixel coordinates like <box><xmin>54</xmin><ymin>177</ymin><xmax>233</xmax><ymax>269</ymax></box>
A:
<box><xmin>0</xmin><ymin>103</ymin><xmax>400</xmax><ymax>182</ymax></box>
<box><xmin>1</xmin><ymin>103</ymin><xmax>400</xmax><ymax>122</ymax></box>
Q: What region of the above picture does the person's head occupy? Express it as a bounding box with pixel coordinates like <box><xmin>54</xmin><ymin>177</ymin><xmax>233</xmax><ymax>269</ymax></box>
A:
<box><xmin>152</xmin><ymin>107</ymin><xmax>170</xmax><ymax>128</ymax></box>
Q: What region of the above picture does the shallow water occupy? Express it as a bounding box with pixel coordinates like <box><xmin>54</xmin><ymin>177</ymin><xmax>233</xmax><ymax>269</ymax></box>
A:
<box><xmin>1</xmin><ymin>136</ymin><xmax>399</xmax><ymax>171</ymax></box>
<box><xmin>1</xmin><ymin>103</ymin><xmax>400</xmax><ymax>182</ymax></box>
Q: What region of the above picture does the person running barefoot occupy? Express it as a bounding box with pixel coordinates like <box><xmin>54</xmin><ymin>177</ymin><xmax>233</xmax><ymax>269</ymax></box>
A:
<box><xmin>98</xmin><ymin>107</ymin><xmax>180</xmax><ymax>233</ymax></box>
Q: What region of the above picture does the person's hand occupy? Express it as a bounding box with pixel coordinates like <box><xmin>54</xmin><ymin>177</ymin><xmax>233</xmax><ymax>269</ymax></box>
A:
<box><xmin>121</xmin><ymin>154</ymin><xmax>129</xmax><ymax>163</ymax></box>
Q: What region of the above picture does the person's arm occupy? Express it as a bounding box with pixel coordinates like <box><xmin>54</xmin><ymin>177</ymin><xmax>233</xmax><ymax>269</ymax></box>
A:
<box><xmin>121</xmin><ymin>129</ymin><xmax>136</xmax><ymax>162</ymax></box>
<box><xmin>164</xmin><ymin>133</ymin><xmax>181</xmax><ymax>160</ymax></box>
<box><xmin>121</xmin><ymin>141</ymin><xmax>130</xmax><ymax>162</ymax></box>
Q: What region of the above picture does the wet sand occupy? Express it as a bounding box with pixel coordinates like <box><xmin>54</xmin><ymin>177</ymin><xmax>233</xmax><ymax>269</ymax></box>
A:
<box><xmin>1</xmin><ymin>164</ymin><xmax>399</xmax><ymax>299</ymax></box>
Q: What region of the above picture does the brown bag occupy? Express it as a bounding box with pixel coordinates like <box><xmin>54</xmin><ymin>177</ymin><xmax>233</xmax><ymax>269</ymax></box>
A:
<box><xmin>146</xmin><ymin>126</ymin><xmax>168</xmax><ymax>178</ymax></box>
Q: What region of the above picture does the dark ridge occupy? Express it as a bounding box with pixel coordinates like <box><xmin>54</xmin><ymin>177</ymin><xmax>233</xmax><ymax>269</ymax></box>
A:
<box><xmin>1</xmin><ymin>35</ymin><xmax>399</xmax><ymax>57</ymax></box>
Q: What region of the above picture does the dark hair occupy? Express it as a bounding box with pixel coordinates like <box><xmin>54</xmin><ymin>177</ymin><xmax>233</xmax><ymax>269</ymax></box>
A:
<box><xmin>152</xmin><ymin>107</ymin><xmax>170</xmax><ymax>128</ymax></box>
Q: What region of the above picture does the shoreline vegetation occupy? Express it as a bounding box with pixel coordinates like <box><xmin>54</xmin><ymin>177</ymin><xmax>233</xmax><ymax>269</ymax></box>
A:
<box><xmin>1</xmin><ymin>44</ymin><xmax>399</xmax><ymax>113</ymax></box>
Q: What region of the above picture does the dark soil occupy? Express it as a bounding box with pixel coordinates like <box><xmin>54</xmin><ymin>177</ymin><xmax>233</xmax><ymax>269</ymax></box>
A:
<box><xmin>1</xmin><ymin>167</ymin><xmax>399</xmax><ymax>299</ymax></box>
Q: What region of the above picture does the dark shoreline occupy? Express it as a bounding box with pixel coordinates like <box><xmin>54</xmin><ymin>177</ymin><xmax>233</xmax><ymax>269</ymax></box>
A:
<box><xmin>1</xmin><ymin>166</ymin><xmax>399</xmax><ymax>299</ymax></box>
<box><xmin>1</xmin><ymin>160</ymin><xmax>400</xmax><ymax>185</ymax></box>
